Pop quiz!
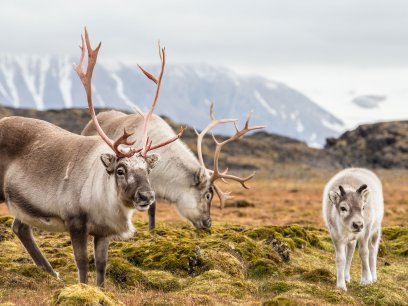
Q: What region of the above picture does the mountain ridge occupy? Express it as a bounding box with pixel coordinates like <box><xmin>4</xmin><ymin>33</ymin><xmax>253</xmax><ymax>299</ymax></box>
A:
<box><xmin>0</xmin><ymin>55</ymin><xmax>343</xmax><ymax>146</ymax></box>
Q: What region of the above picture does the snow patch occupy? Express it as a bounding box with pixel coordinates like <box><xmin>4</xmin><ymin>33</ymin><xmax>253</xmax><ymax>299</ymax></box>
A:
<box><xmin>254</xmin><ymin>90</ymin><xmax>277</xmax><ymax>116</ymax></box>
<box><xmin>58</xmin><ymin>56</ymin><xmax>73</xmax><ymax>108</ymax></box>
<box><xmin>321</xmin><ymin>118</ymin><xmax>344</xmax><ymax>132</ymax></box>
<box><xmin>0</xmin><ymin>56</ymin><xmax>20</xmax><ymax>107</ymax></box>
<box><xmin>111</xmin><ymin>73</ymin><xmax>137</xmax><ymax>109</ymax></box>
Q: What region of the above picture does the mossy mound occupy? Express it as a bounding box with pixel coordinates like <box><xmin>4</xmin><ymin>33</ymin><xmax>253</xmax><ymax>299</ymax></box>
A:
<box><xmin>106</xmin><ymin>257</ymin><xmax>181</xmax><ymax>292</ymax></box>
<box><xmin>301</xmin><ymin>268</ymin><xmax>335</xmax><ymax>283</ymax></box>
<box><xmin>246</xmin><ymin>224</ymin><xmax>324</xmax><ymax>249</ymax></box>
<box><xmin>183</xmin><ymin>270</ymin><xmax>257</xmax><ymax>299</ymax></box>
<box><xmin>353</xmin><ymin>281</ymin><xmax>408</xmax><ymax>305</ymax></box>
<box><xmin>248</xmin><ymin>258</ymin><xmax>279</xmax><ymax>279</ymax></box>
<box><xmin>115</xmin><ymin>223</ymin><xmax>286</xmax><ymax>279</ymax></box>
<box><xmin>106</xmin><ymin>257</ymin><xmax>147</xmax><ymax>288</ymax></box>
<box><xmin>262</xmin><ymin>296</ymin><xmax>299</xmax><ymax>306</ymax></box>
<box><xmin>0</xmin><ymin>216</ymin><xmax>13</xmax><ymax>242</ymax></box>
<box><xmin>382</xmin><ymin>227</ymin><xmax>408</xmax><ymax>256</ymax></box>
<box><xmin>200</xmin><ymin>249</ymin><xmax>246</xmax><ymax>279</ymax></box>
<box><xmin>50</xmin><ymin>284</ymin><xmax>123</xmax><ymax>306</ymax></box>
<box><xmin>143</xmin><ymin>270</ymin><xmax>182</xmax><ymax>292</ymax></box>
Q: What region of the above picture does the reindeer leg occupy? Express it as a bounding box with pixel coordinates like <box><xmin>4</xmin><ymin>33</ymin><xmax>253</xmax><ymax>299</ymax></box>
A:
<box><xmin>148</xmin><ymin>201</ymin><xmax>156</xmax><ymax>231</ymax></box>
<box><xmin>12</xmin><ymin>218</ymin><xmax>58</xmax><ymax>277</ymax></box>
<box><xmin>93</xmin><ymin>236</ymin><xmax>109</xmax><ymax>287</ymax></box>
<box><xmin>68</xmin><ymin>217</ymin><xmax>89</xmax><ymax>284</ymax></box>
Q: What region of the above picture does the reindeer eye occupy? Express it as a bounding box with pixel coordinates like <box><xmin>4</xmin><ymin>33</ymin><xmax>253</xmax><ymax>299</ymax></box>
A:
<box><xmin>205</xmin><ymin>192</ymin><xmax>212</xmax><ymax>201</ymax></box>
<box><xmin>116</xmin><ymin>168</ymin><xmax>125</xmax><ymax>176</ymax></box>
<box><xmin>340</xmin><ymin>206</ymin><xmax>347</xmax><ymax>212</ymax></box>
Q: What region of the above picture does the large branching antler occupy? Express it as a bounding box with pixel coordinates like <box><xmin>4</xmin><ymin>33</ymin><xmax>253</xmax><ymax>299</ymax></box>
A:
<box><xmin>137</xmin><ymin>42</ymin><xmax>185</xmax><ymax>157</ymax></box>
<box><xmin>74</xmin><ymin>30</ymin><xmax>182</xmax><ymax>159</ymax></box>
<box><xmin>196</xmin><ymin>103</ymin><xmax>265</xmax><ymax>208</ymax></box>
<box><xmin>74</xmin><ymin>27</ymin><xmax>141</xmax><ymax>158</ymax></box>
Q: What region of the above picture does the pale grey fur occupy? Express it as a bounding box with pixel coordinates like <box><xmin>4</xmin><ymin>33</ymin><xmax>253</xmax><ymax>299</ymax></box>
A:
<box><xmin>322</xmin><ymin>168</ymin><xmax>384</xmax><ymax>291</ymax></box>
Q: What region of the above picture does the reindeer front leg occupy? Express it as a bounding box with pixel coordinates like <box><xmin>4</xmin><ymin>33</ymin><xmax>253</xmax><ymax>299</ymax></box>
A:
<box><xmin>333</xmin><ymin>240</ymin><xmax>347</xmax><ymax>291</ymax></box>
<box><xmin>148</xmin><ymin>201</ymin><xmax>156</xmax><ymax>231</ymax></box>
<box><xmin>359</xmin><ymin>236</ymin><xmax>373</xmax><ymax>285</ymax></box>
<box><xmin>93</xmin><ymin>236</ymin><xmax>109</xmax><ymax>287</ymax></box>
<box><xmin>68</xmin><ymin>217</ymin><xmax>89</xmax><ymax>284</ymax></box>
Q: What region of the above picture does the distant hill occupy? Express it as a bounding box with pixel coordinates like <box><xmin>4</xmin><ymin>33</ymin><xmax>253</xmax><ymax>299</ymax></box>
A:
<box><xmin>1</xmin><ymin>106</ymin><xmax>407</xmax><ymax>173</ymax></box>
<box><xmin>325</xmin><ymin>121</ymin><xmax>408</xmax><ymax>169</ymax></box>
<box><xmin>0</xmin><ymin>55</ymin><xmax>343</xmax><ymax>146</ymax></box>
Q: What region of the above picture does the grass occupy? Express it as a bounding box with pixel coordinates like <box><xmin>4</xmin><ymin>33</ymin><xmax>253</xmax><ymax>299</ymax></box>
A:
<box><xmin>0</xmin><ymin>217</ymin><xmax>406</xmax><ymax>305</ymax></box>
<box><xmin>0</xmin><ymin>170</ymin><xmax>407</xmax><ymax>305</ymax></box>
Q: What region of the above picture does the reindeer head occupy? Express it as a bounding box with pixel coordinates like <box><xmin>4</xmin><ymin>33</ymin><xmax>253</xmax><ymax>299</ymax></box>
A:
<box><xmin>74</xmin><ymin>28</ymin><xmax>183</xmax><ymax>212</ymax></box>
<box><xmin>100</xmin><ymin>153</ymin><xmax>159</xmax><ymax>211</ymax></box>
<box><xmin>329</xmin><ymin>184</ymin><xmax>369</xmax><ymax>233</ymax></box>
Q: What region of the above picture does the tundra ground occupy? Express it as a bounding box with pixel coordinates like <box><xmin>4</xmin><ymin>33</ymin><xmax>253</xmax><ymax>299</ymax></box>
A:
<box><xmin>0</xmin><ymin>169</ymin><xmax>407</xmax><ymax>305</ymax></box>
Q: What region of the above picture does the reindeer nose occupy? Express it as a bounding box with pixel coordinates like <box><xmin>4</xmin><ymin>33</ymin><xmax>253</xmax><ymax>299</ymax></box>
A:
<box><xmin>202</xmin><ymin>218</ymin><xmax>212</xmax><ymax>229</ymax></box>
<box><xmin>137</xmin><ymin>191</ymin><xmax>155</xmax><ymax>205</ymax></box>
<box><xmin>352</xmin><ymin>221</ymin><xmax>363</xmax><ymax>231</ymax></box>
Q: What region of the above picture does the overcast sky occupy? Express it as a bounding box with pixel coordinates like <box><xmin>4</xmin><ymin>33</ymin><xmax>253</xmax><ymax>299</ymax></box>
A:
<box><xmin>1</xmin><ymin>0</ymin><xmax>408</xmax><ymax>127</ymax></box>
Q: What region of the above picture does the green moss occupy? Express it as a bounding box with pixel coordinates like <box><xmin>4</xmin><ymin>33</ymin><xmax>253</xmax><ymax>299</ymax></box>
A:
<box><xmin>258</xmin><ymin>280</ymin><xmax>293</xmax><ymax>294</ymax></box>
<box><xmin>248</xmin><ymin>259</ymin><xmax>279</xmax><ymax>279</ymax></box>
<box><xmin>0</xmin><ymin>216</ymin><xmax>13</xmax><ymax>227</ymax></box>
<box><xmin>120</xmin><ymin>237</ymin><xmax>196</xmax><ymax>275</ymax></box>
<box><xmin>262</xmin><ymin>296</ymin><xmax>298</xmax><ymax>306</ymax></box>
<box><xmin>382</xmin><ymin>227</ymin><xmax>408</xmax><ymax>256</ymax></box>
<box><xmin>301</xmin><ymin>268</ymin><xmax>335</xmax><ymax>283</ymax></box>
<box><xmin>106</xmin><ymin>257</ymin><xmax>147</xmax><ymax>288</ymax></box>
<box><xmin>51</xmin><ymin>284</ymin><xmax>123</xmax><ymax>306</ymax></box>
<box><xmin>0</xmin><ymin>220</ymin><xmax>406</xmax><ymax>305</ymax></box>
<box><xmin>185</xmin><ymin>270</ymin><xmax>257</xmax><ymax>299</ymax></box>
<box><xmin>354</xmin><ymin>282</ymin><xmax>408</xmax><ymax>305</ymax></box>
<box><xmin>106</xmin><ymin>257</ymin><xmax>181</xmax><ymax>292</ymax></box>
<box><xmin>143</xmin><ymin>270</ymin><xmax>181</xmax><ymax>292</ymax></box>
<box><xmin>0</xmin><ymin>216</ymin><xmax>13</xmax><ymax>242</ymax></box>
<box><xmin>200</xmin><ymin>249</ymin><xmax>246</xmax><ymax>279</ymax></box>
<box><xmin>245</xmin><ymin>225</ymin><xmax>324</xmax><ymax>250</ymax></box>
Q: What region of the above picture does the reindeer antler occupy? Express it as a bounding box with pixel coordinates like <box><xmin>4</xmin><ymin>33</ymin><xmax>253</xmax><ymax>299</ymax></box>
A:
<box><xmin>196</xmin><ymin>103</ymin><xmax>265</xmax><ymax>208</ymax></box>
<box><xmin>74</xmin><ymin>30</ymin><xmax>182</xmax><ymax>159</ymax></box>
<box><xmin>74</xmin><ymin>27</ymin><xmax>140</xmax><ymax>158</ymax></box>
<box><xmin>137</xmin><ymin>42</ymin><xmax>185</xmax><ymax>157</ymax></box>
<box><xmin>196</xmin><ymin>102</ymin><xmax>237</xmax><ymax>168</ymax></box>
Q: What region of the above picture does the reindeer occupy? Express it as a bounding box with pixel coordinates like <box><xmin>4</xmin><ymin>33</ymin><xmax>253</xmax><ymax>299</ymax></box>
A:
<box><xmin>323</xmin><ymin>168</ymin><xmax>384</xmax><ymax>291</ymax></box>
<box><xmin>83</xmin><ymin>93</ymin><xmax>265</xmax><ymax>230</ymax></box>
<box><xmin>0</xmin><ymin>29</ymin><xmax>181</xmax><ymax>287</ymax></box>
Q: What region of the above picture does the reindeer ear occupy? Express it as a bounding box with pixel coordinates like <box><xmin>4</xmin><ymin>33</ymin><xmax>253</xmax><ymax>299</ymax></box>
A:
<box><xmin>194</xmin><ymin>167</ymin><xmax>207</xmax><ymax>187</ymax></box>
<box><xmin>100</xmin><ymin>154</ymin><xmax>116</xmax><ymax>174</ymax></box>
<box><xmin>145</xmin><ymin>153</ymin><xmax>160</xmax><ymax>170</ymax></box>
<box><xmin>329</xmin><ymin>191</ymin><xmax>341</xmax><ymax>205</ymax></box>
<box><xmin>357</xmin><ymin>184</ymin><xmax>369</xmax><ymax>203</ymax></box>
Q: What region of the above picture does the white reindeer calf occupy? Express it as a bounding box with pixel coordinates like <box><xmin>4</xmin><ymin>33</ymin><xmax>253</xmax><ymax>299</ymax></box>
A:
<box><xmin>322</xmin><ymin>168</ymin><xmax>384</xmax><ymax>291</ymax></box>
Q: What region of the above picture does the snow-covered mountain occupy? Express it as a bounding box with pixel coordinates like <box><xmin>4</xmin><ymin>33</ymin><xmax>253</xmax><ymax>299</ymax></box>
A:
<box><xmin>0</xmin><ymin>55</ymin><xmax>344</xmax><ymax>146</ymax></box>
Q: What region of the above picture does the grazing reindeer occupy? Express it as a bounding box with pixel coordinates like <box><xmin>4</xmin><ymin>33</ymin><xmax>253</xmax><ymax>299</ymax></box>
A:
<box><xmin>0</xmin><ymin>29</ymin><xmax>181</xmax><ymax>287</ymax></box>
<box><xmin>323</xmin><ymin>168</ymin><xmax>384</xmax><ymax>291</ymax></box>
<box><xmin>83</xmin><ymin>98</ymin><xmax>265</xmax><ymax>229</ymax></box>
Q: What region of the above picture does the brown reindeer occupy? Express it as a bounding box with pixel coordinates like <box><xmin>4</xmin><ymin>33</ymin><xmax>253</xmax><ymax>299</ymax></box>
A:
<box><xmin>0</xmin><ymin>28</ymin><xmax>181</xmax><ymax>287</ymax></box>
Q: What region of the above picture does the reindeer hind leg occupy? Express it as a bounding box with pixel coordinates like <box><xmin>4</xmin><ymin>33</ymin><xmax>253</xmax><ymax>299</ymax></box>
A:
<box><xmin>12</xmin><ymin>218</ymin><xmax>58</xmax><ymax>277</ymax></box>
